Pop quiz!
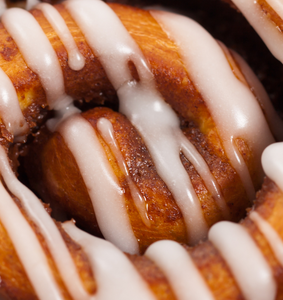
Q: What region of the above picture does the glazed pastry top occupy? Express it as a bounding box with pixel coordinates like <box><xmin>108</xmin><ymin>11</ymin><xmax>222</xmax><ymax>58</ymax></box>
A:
<box><xmin>0</xmin><ymin>0</ymin><xmax>281</xmax><ymax>299</ymax></box>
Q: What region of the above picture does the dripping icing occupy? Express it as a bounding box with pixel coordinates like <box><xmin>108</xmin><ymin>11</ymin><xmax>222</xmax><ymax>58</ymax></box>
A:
<box><xmin>0</xmin><ymin>67</ymin><xmax>29</xmax><ymax>139</ymax></box>
<box><xmin>36</xmin><ymin>3</ymin><xmax>85</xmax><ymax>71</ymax></box>
<box><xmin>217</xmin><ymin>41</ymin><xmax>249</xmax><ymax>87</ymax></box>
<box><xmin>97</xmin><ymin>117</ymin><xmax>151</xmax><ymax>228</ymax></box>
<box><xmin>58</xmin><ymin>114</ymin><xmax>139</xmax><ymax>254</ymax></box>
<box><xmin>178</xmin><ymin>131</ymin><xmax>229</xmax><ymax>219</ymax></box>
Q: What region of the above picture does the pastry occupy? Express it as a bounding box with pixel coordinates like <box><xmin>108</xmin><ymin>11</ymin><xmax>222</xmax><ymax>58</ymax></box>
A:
<box><xmin>0</xmin><ymin>0</ymin><xmax>280</xmax><ymax>299</ymax></box>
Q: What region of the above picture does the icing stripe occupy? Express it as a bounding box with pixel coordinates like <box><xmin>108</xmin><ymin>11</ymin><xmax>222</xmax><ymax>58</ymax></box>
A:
<box><xmin>58</xmin><ymin>114</ymin><xmax>139</xmax><ymax>254</ymax></box>
<box><xmin>0</xmin><ymin>67</ymin><xmax>28</xmax><ymax>138</ymax></box>
<box><xmin>209</xmin><ymin>221</ymin><xmax>276</xmax><ymax>300</ymax></box>
<box><xmin>97</xmin><ymin>117</ymin><xmax>151</xmax><ymax>228</ymax></box>
<box><xmin>151</xmin><ymin>11</ymin><xmax>274</xmax><ymax>201</ymax></box>
<box><xmin>230</xmin><ymin>0</ymin><xmax>283</xmax><ymax>64</ymax></box>
<box><xmin>179</xmin><ymin>131</ymin><xmax>229</xmax><ymax>219</ymax></box>
<box><xmin>2</xmin><ymin>8</ymin><xmax>69</xmax><ymax>110</ymax></box>
<box><xmin>231</xmin><ymin>49</ymin><xmax>283</xmax><ymax>142</ymax></box>
<box><xmin>217</xmin><ymin>41</ymin><xmax>249</xmax><ymax>87</ymax></box>
<box><xmin>36</xmin><ymin>3</ymin><xmax>85</xmax><ymax>71</ymax></box>
<box><xmin>0</xmin><ymin>146</ymin><xmax>91</xmax><ymax>300</ymax></box>
<box><xmin>63</xmin><ymin>221</ymin><xmax>156</xmax><ymax>300</ymax></box>
<box><xmin>262</xmin><ymin>142</ymin><xmax>283</xmax><ymax>192</ymax></box>
<box><xmin>0</xmin><ymin>173</ymin><xmax>62</xmax><ymax>299</ymax></box>
<box><xmin>250</xmin><ymin>211</ymin><xmax>283</xmax><ymax>266</ymax></box>
<box><xmin>145</xmin><ymin>240</ymin><xmax>215</xmax><ymax>300</ymax></box>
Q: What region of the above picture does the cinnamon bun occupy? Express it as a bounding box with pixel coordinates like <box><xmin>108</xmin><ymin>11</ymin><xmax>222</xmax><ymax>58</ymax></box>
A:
<box><xmin>0</xmin><ymin>0</ymin><xmax>280</xmax><ymax>299</ymax></box>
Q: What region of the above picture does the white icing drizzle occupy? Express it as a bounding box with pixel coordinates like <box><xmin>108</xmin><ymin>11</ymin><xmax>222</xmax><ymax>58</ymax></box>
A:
<box><xmin>46</xmin><ymin>95</ymin><xmax>81</xmax><ymax>131</ymax></box>
<box><xmin>178</xmin><ymin>131</ymin><xmax>229</xmax><ymax>219</ymax></box>
<box><xmin>217</xmin><ymin>41</ymin><xmax>249</xmax><ymax>87</ymax></box>
<box><xmin>0</xmin><ymin>67</ymin><xmax>29</xmax><ymax>138</ymax></box>
<box><xmin>0</xmin><ymin>152</ymin><xmax>62</xmax><ymax>300</ymax></box>
<box><xmin>36</xmin><ymin>3</ymin><xmax>85</xmax><ymax>71</ymax></box>
<box><xmin>0</xmin><ymin>146</ymin><xmax>92</xmax><ymax>300</ymax></box>
<box><xmin>151</xmin><ymin>11</ymin><xmax>275</xmax><ymax>200</ymax></box>
<box><xmin>1</xmin><ymin>8</ymin><xmax>69</xmax><ymax>110</ymax></box>
<box><xmin>66</xmin><ymin>0</ymin><xmax>230</xmax><ymax>244</ymax></box>
<box><xmin>209</xmin><ymin>221</ymin><xmax>276</xmax><ymax>300</ymax></box>
<box><xmin>26</xmin><ymin>0</ymin><xmax>40</xmax><ymax>11</ymax></box>
<box><xmin>63</xmin><ymin>221</ymin><xmax>156</xmax><ymax>300</ymax></box>
<box><xmin>250</xmin><ymin>211</ymin><xmax>283</xmax><ymax>266</ymax></box>
<box><xmin>220</xmin><ymin>40</ymin><xmax>283</xmax><ymax>141</ymax></box>
<box><xmin>230</xmin><ymin>0</ymin><xmax>283</xmax><ymax>64</ymax></box>
<box><xmin>262</xmin><ymin>142</ymin><xmax>283</xmax><ymax>192</ymax></box>
<box><xmin>58</xmin><ymin>114</ymin><xmax>139</xmax><ymax>254</ymax></box>
<box><xmin>97</xmin><ymin>117</ymin><xmax>151</xmax><ymax>228</ymax></box>
<box><xmin>231</xmin><ymin>49</ymin><xmax>283</xmax><ymax>141</ymax></box>
<box><xmin>145</xmin><ymin>240</ymin><xmax>215</xmax><ymax>300</ymax></box>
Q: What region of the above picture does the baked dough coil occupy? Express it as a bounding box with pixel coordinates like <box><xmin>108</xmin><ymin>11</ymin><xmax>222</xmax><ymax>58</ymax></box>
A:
<box><xmin>0</xmin><ymin>0</ymin><xmax>282</xmax><ymax>299</ymax></box>
<box><xmin>9</xmin><ymin>0</ymin><xmax>279</xmax><ymax>254</ymax></box>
